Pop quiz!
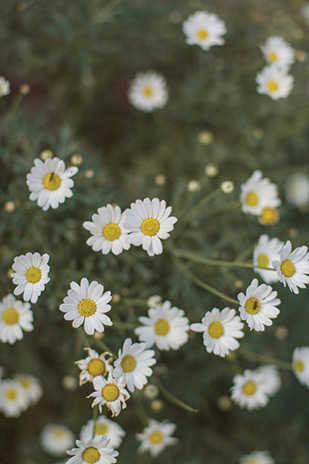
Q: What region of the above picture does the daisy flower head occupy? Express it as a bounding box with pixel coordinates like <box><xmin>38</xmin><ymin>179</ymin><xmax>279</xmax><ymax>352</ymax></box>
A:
<box><xmin>15</xmin><ymin>374</ymin><xmax>43</xmax><ymax>406</ymax></box>
<box><xmin>253</xmin><ymin>235</ymin><xmax>283</xmax><ymax>284</ymax></box>
<box><xmin>83</xmin><ymin>205</ymin><xmax>130</xmax><ymax>256</ymax></box>
<box><xmin>0</xmin><ymin>294</ymin><xmax>33</xmax><ymax>344</ymax></box>
<box><xmin>0</xmin><ymin>76</ymin><xmax>10</xmax><ymax>96</ymax></box>
<box><xmin>292</xmin><ymin>347</ymin><xmax>309</xmax><ymax>388</ymax></box>
<box><xmin>135</xmin><ymin>300</ymin><xmax>189</xmax><ymax>351</ymax></box>
<box><xmin>128</xmin><ymin>71</ymin><xmax>168</xmax><ymax>112</ymax></box>
<box><xmin>261</xmin><ymin>36</ymin><xmax>295</xmax><ymax>70</ymax></box>
<box><xmin>76</xmin><ymin>348</ymin><xmax>113</xmax><ymax>385</ymax></box>
<box><xmin>80</xmin><ymin>416</ymin><xmax>125</xmax><ymax>449</ymax></box>
<box><xmin>285</xmin><ymin>173</ymin><xmax>309</xmax><ymax>208</ymax></box>
<box><xmin>114</xmin><ymin>338</ymin><xmax>156</xmax><ymax>392</ymax></box>
<box><xmin>88</xmin><ymin>371</ymin><xmax>130</xmax><ymax>417</ymax></box>
<box><xmin>182</xmin><ymin>11</ymin><xmax>227</xmax><ymax>51</ymax></box>
<box><xmin>231</xmin><ymin>369</ymin><xmax>269</xmax><ymax>410</ymax></box>
<box><xmin>0</xmin><ymin>379</ymin><xmax>28</xmax><ymax>417</ymax></box>
<box><xmin>240</xmin><ymin>450</ymin><xmax>275</xmax><ymax>464</ymax></box>
<box><xmin>136</xmin><ymin>419</ymin><xmax>178</xmax><ymax>457</ymax></box>
<box><xmin>124</xmin><ymin>198</ymin><xmax>177</xmax><ymax>257</ymax></box>
<box><xmin>254</xmin><ymin>365</ymin><xmax>281</xmax><ymax>397</ymax></box>
<box><xmin>258</xmin><ymin>206</ymin><xmax>280</xmax><ymax>227</ymax></box>
<box><xmin>66</xmin><ymin>436</ymin><xmax>118</xmax><ymax>464</ymax></box>
<box><xmin>190</xmin><ymin>307</ymin><xmax>244</xmax><ymax>358</ymax></box>
<box><xmin>41</xmin><ymin>424</ymin><xmax>75</xmax><ymax>456</ymax></box>
<box><xmin>240</xmin><ymin>170</ymin><xmax>281</xmax><ymax>216</ymax></box>
<box><xmin>272</xmin><ymin>241</ymin><xmax>309</xmax><ymax>294</ymax></box>
<box><xmin>256</xmin><ymin>65</ymin><xmax>294</xmax><ymax>100</ymax></box>
<box><xmin>238</xmin><ymin>278</ymin><xmax>281</xmax><ymax>331</ymax></box>
<box><xmin>59</xmin><ymin>278</ymin><xmax>112</xmax><ymax>335</ymax></box>
<box><xmin>12</xmin><ymin>252</ymin><xmax>50</xmax><ymax>304</ymax></box>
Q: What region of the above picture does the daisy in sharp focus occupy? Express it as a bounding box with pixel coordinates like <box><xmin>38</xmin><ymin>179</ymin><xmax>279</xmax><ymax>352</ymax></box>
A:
<box><xmin>76</xmin><ymin>348</ymin><xmax>113</xmax><ymax>385</ymax></box>
<box><xmin>261</xmin><ymin>36</ymin><xmax>295</xmax><ymax>70</ymax></box>
<box><xmin>237</xmin><ymin>278</ymin><xmax>281</xmax><ymax>331</ymax></box>
<box><xmin>135</xmin><ymin>300</ymin><xmax>189</xmax><ymax>351</ymax></box>
<box><xmin>182</xmin><ymin>11</ymin><xmax>226</xmax><ymax>51</ymax></box>
<box><xmin>59</xmin><ymin>278</ymin><xmax>112</xmax><ymax>335</ymax></box>
<box><xmin>124</xmin><ymin>198</ymin><xmax>177</xmax><ymax>257</ymax></box>
<box><xmin>190</xmin><ymin>307</ymin><xmax>244</xmax><ymax>358</ymax></box>
<box><xmin>15</xmin><ymin>374</ymin><xmax>43</xmax><ymax>406</ymax></box>
<box><xmin>254</xmin><ymin>365</ymin><xmax>281</xmax><ymax>397</ymax></box>
<box><xmin>0</xmin><ymin>76</ymin><xmax>10</xmax><ymax>96</ymax></box>
<box><xmin>12</xmin><ymin>252</ymin><xmax>50</xmax><ymax>304</ymax></box>
<box><xmin>136</xmin><ymin>419</ymin><xmax>178</xmax><ymax>457</ymax></box>
<box><xmin>253</xmin><ymin>235</ymin><xmax>283</xmax><ymax>284</ymax></box>
<box><xmin>231</xmin><ymin>369</ymin><xmax>269</xmax><ymax>410</ymax></box>
<box><xmin>80</xmin><ymin>416</ymin><xmax>125</xmax><ymax>449</ymax></box>
<box><xmin>272</xmin><ymin>240</ymin><xmax>309</xmax><ymax>294</ymax></box>
<box><xmin>240</xmin><ymin>450</ymin><xmax>275</xmax><ymax>464</ymax></box>
<box><xmin>128</xmin><ymin>72</ymin><xmax>168</xmax><ymax>112</ymax></box>
<box><xmin>41</xmin><ymin>424</ymin><xmax>75</xmax><ymax>456</ymax></box>
<box><xmin>66</xmin><ymin>436</ymin><xmax>118</xmax><ymax>464</ymax></box>
<box><xmin>240</xmin><ymin>170</ymin><xmax>281</xmax><ymax>216</ymax></box>
<box><xmin>88</xmin><ymin>371</ymin><xmax>130</xmax><ymax>417</ymax></box>
<box><xmin>292</xmin><ymin>346</ymin><xmax>309</xmax><ymax>388</ymax></box>
<box><xmin>0</xmin><ymin>379</ymin><xmax>28</xmax><ymax>417</ymax></box>
<box><xmin>0</xmin><ymin>294</ymin><xmax>33</xmax><ymax>344</ymax></box>
<box><xmin>114</xmin><ymin>338</ymin><xmax>156</xmax><ymax>392</ymax></box>
<box><xmin>256</xmin><ymin>65</ymin><xmax>294</xmax><ymax>100</ymax></box>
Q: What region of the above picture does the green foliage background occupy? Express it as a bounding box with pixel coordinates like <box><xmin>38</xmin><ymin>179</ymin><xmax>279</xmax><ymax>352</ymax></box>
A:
<box><xmin>0</xmin><ymin>0</ymin><xmax>309</xmax><ymax>463</ymax></box>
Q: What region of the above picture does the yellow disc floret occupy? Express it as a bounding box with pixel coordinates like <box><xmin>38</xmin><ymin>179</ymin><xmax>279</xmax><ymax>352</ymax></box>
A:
<box><xmin>267</xmin><ymin>80</ymin><xmax>279</xmax><ymax>92</ymax></box>
<box><xmin>25</xmin><ymin>266</ymin><xmax>42</xmax><ymax>284</ymax></box>
<box><xmin>88</xmin><ymin>358</ymin><xmax>106</xmax><ymax>376</ymax></box>
<box><xmin>53</xmin><ymin>428</ymin><xmax>65</xmax><ymax>438</ymax></box>
<box><xmin>280</xmin><ymin>259</ymin><xmax>295</xmax><ymax>278</ymax></box>
<box><xmin>242</xmin><ymin>380</ymin><xmax>257</xmax><ymax>396</ymax></box>
<box><xmin>293</xmin><ymin>360</ymin><xmax>304</xmax><ymax>373</ymax></box>
<box><xmin>257</xmin><ymin>254</ymin><xmax>269</xmax><ymax>267</ymax></box>
<box><xmin>208</xmin><ymin>321</ymin><xmax>224</xmax><ymax>338</ymax></box>
<box><xmin>78</xmin><ymin>299</ymin><xmax>97</xmax><ymax>317</ymax></box>
<box><xmin>6</xmin><ymin>388</ymin><xmax>18</xmax><ymax>400</ymax></box>
<box><xmin>95</xmin><ymin>423</ymin><xmax>108</xmax><ymax>435</ymax></box>
<box><xmin>259</xmin><ymin>207</ymin><xmax>279</xmax><ymax>226</ymax></box>
<box><xmin>103</xmin><ymin>223</ymin><xmax>121</xmax><ymax>241</ymax></box>
<box><xmin>154</xmin><ymin>319</ymin><xmax>170</xmax><ymax>336</ymax></box>
<box><xmin>43</xmin><ymin>172</ymin><xmax>61</xmax><ymax>191</ymax></box>
<box><xmin>82</xmin><ymin>447</ymin><xmax>101</xmax><ymax>463</ymax></box>
<box><xmin>245</xmin><ymin>191</ymin><xmax>258</xmax><ymax>207</ymax></box>
<box><xmin>121</xmin><ymin>355</ymin><xmax>136</xmax><ymax>373</ymax></box>
<box><xmin>143</xmin><ymin>86</ymin><xmax>154</xmax><ymax>97</ymax></box>
<box><xmin>141</xmin><ymin>218</ymin><xmax>160</xmax><ymax>236</ymax></box>
<box><xmin>102</xmin><ymin>384</ymin><xmax>120</xmax><ymax>402</ymax></box>
<box><xmin>268</xmin><ymin>51</ymin><xmax>278</xmax><ymax>62</ymax></box>
<box><xmin>2</xmin><ymin>308</ymin><xmax>20</xmax><ymax>325</ymax></box>
<box><xmin>244</xmin><ymin>297</ymin><xmax>261</xmax><ymax>315</ymax></box>
<box><xmin>149</xmin><ymin>430</ymin><xmax>164</xmax><ymax>444</ymax></box>
<box><xmin>197</xmin><ymin>29</ymin><xmax>208</xmax><ymax>39</ymax></box>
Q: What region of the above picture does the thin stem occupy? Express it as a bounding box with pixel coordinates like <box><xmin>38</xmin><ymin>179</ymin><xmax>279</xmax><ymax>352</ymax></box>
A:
<box><xmin>234</xmin><ymin>241</ymin><xmax>257</xmax><ymax>263</ymax></box>
<box><xmin>154</xmin><ymin>378</ymin><xmax>198</xmax><ymax>414</ymax></box>
<box><xmin>92</xmin><ymin>406</ymin><xmax>99</xmax><ymax>438</ymax></box>
<box><xmin>238</xmin><ymin>348</ymin><xmax>292</xmax><ymax>371</ymax></box>
<box><xmin>133</xmin><ymin>400</ymin><xmax>149</xmax><ymax>427</ymax></box>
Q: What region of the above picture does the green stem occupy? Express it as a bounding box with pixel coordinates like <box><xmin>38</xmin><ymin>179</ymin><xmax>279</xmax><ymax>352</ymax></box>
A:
<box><xmin>238</xmin><ymin>348</ymin><xmax>292</xmax><ymax>371</ymax></box>
<box><xmin>155</xmin><ymin>378</ymin><xmax>198</xmax><ymax>414</ymax></box>
<box><xmin>133</xmin><ymin>400</ymin><xmax>149</xmax><ymax>426</ymax></box>
<box><xmin>92</xmin><ymin>406</ymin><xmax>99</xmax><ymax>438</ymax></box>
<box><xmin>234</xmin><ymin>241</ymin><xmax>257</xmax><ymax>263</ymax></box>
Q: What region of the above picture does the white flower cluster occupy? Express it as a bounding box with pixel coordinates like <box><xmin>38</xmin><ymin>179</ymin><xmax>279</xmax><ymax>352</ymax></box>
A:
<box><xmin>0</xmin><ymin>371</ymin><xmax>42</xmax><ymax>418</ymax></box>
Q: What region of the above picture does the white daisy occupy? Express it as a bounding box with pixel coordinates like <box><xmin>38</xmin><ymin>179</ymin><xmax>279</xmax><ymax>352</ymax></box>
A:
<box><xmin>237</xmin><ymin>278</ymin><xmax>281</xmax><ymax>331</ymax></box>
<box><xmin>114</xmin><ymin>338</ymin><xmax>156</xmax><ymax>392</ymax></box>
<box><xmin>80</xmin><ymin>416</ymin><xmax>125</xmax><ymax>449</ymax></box>
<box><xmin>261</xmin><ymin>36</ymin><xmax>295</xmax><ymax>70</ymax></box>
<box><xmin>0</xmin><ymin>76</ymin><xmax>10</xmax><ymax>96</ymax></box>
<box><xmin>0</xmin><ymin>379</ymin><xmax>28</xmax><ymax>417</ymax></box>
<box><xmin>59</xmin><ymin>278</ymin><xmax>112</xmax><ymax>335</ymax></box>
<box><xmin>182</xmin><ymin>11</ymin><xmax>226</xmax><ymax>51</ymax></box>
<box><xmin>83</xmin><ymin>205</ymin><xmax>130</xmax><ymax>256</ymax></box>
<box><xmin>256</xmin><ymin>65</ymin><xmax>294</xmax><ymax>100</ymax></box>
<box><xmin>66</xmin><ymin>437</ymin><xmax>118</xmax><ymax>464</ymax></box>
<box><xmin>253</xmin><ymin>235</ymin><xmax>283</xmax><ymax>284</ymax></box>
<box><xmin>76</xmin><ymin>348</ymin><xmax>113</xmax><ymax>385</ymax></box>
<box><xmin>136</xmin><ymin>419</ymin><xmax>178</xmax><ymax>457</ymax></box>
<box><xmin>0</xmin><ymin>294</ymin><xmax>33</xmax><ymax>344</ymax></box>
<box><xmin>41</xmin><ymin>424</ymin><xmax>75</xmax><ymax>456</ymax></box>
<box><xmin>292</xmin><ymin>346</ymin><xmax>309</xmax><ymax>388</ymax></box>
<box><xmin>240</xmin><ymin>450</ymin><xmax>275</xmax><ymax>464</ymax></box>
<box><xmin>231</xmin><ymin>369</ymin><xmax>269</xmax><ymax>410</ymax></box>
<box><xmin>135</xmin><ymin>300</ymin><xmax>189</xmax><ymax>351</ymax></box>
<box><xmin>272</xmin><ymin>240</ymin><xmax>309</xmax><ymax>294</ymax></box>
<box><xmin>190</xmin><ymin>307</ymin><xmax>244</xmax><ymax>358</ymax></box>
<box><xmin>12</xmin><ymin>252</ymin><xmax>50</xmax><ymax>304</ymax></box>
<box><xmin>258</xmin><ymin>206</ymin><xmax>280</xmax><ymax>227</ymax></box>
<box><xmin>124</xmin><ymin>198</ymin><xmax>177</xmax><ymax>257</ymax></box>
<box><xmin>88</xmin><ymin>372</ymin><xmax>130</xmax><ymax>417</ymax></box>
<box><xmin>255</xmin><ymin>365</ymin><xmax>281</xmax><ymax>397</ymax></box>
<box><xmin>128</xmin><ymin>71</ymin><xmax>168</xmax><ymax>112</ymax></box>
<box><xmin>285</xmin><ymin>173</ymin><xmax>309</xmax><ymax>208</ymax></box>
<box><xmin>15</xmin><ymin>374</ymin><xmax>43</xmax><ymax>406</ymax></box>
<box><xmin>240</xmin><ymin>170</ymin><xmax>281</xmax><ymax>216</ymax></box>
<box><xmin>26</xmin><ymin>157</ymin><xmax>78</xmax><ymax>211</ymax></box>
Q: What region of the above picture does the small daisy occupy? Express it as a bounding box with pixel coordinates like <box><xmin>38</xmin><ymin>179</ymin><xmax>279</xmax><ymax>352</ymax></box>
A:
<box><xmin>292</xmin><ymin>347</ymin><xmax>309</xmax><ymax>388</ymax></box>
<box><xmin>12</xmin><ymin>252</ymin><xmax>50</xmax><ymax>304</ymax></box>
<box><xmin>255</xmin><ymin>365</ymin><xmax>281</xmax><ymax>397</ymax></box>
<box><xmin>190</xmin><ymin>307</ymin><xmax>244</xmax><ymax>358</ymax></box>
<box><xmin>258</xmin><ymin>206</ymin><xmax>280</xmax><ymax>226</ymax></box>
<box><xmin>76</xmin><ymin>348</ymin><xmax>113</xmax><ymax>385</ymax></box>
<box><xmin>128</xmin><ymin>71</ymin><xmax>168</xmax><ymax>112</ymax></box>
<box><xmin>66</xmin><ymin>437</ymin><xmax>118</xmax><ymax>464</ymax></box>
<box><xmin>0</xmin><ymin>294</ymin><xmax>33</xmax><ymax>344</ymax></box>
<box><xmin>41</xmin><ymin>424</ymin><xmax>75</xmax><ymax>456</ymax></box>
<box><xmin>80</xmin><ymin>416</ymin><xmax>125</xmax><ymax>449</ymax></box>
<box><xmin>135</xmin><ymin>300</ymin><xmax>189</xmax><ymax>351</ymax></box>
<box><xmin>285</xmin><ymin>173</ymin><xmax>309</xmax><ymax>208</ymax></box>
<box><xmin>15</xmin><ymin>374</ymin><xmax>43</xmax><ymax>406</ymax></box>
<box><xmin>182</xmin><ymin>11</ymin><xmax>227</xmax><ymax>51</ymax></box>
<box><xmin>240</xmin><ymin>170</ymin><xmax>281</xmax><ymax>216</ymax></box>
<box><xmin>272</xmin><ymin>240</ymin><xmax>309</xmax><ymax>294</ymax></box>
<box><xmin>114</xmin><ymin>338</ymin><xmax>156</xmax><ymax>392</ymax></box>
<box><xmin>88</xmin><ymin>372</ymin><xmax>130</xmax><ymax>417</ymax></box>
<box><xmin>124</xmin><ymin>198</ymin><xmax>177</xmax><ymax>256</ymax></box>
<box><xmin>136</xmin><ymin>419</ymin><xmax>178</xmax><ymax>457</ymax></box>
<box><xmin>253</xmin><ymin>235</ymin><xmax>283</xmax><ymax>284</ymax></box>
<box><xmin>231</xmin><ymin>369</ymin><xmax>269</xmax><ymax>410</ymax></box>
<box><xmin>26</xmin><ymin>157</ymin><xmax>78</xmax><ymax>211</ymax></box>
<box><xmin>83</xmin><ymin>205</ymin><xmax>130</xmax><ymax>256</ymax></box>
<box><xmin>261</xmin><ymin>36</ymin><xmax>295</xmax><ymax>70</ymax></box>
<box><xmin>59</xmin><ymin>278</ymin><xmax>112</xmax><ymax>335</ymax></box>
<box><xmin>0</xmin><ymin>379</ymin><xmax>28</xmax><ymax>417</ymax></box>
<box><xmin>0</xmin><ymin>76</ymin><xmax>10</xmax><ymax>96</ymax></box>
<box><xmin>256</xmin><ymin>65</ymin><xmax>294</xmax><ymax>100</ymax></box>
<box><xmin>237</xmin><ymin>278</ymin><xmax>281</xmax><ymax>331</ymax></box>
<box><xmin>240</xmin><ymin>450</ymin><xmax>275</xmax><ymax>464</ymax></box>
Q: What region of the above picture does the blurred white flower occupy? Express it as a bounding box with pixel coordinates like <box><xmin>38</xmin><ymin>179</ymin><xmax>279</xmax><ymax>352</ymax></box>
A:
<box><xmin>0</xmin><ymin>379</ymin><xmax>27</xmax><ymax>417</ymax></box>
<box><xmin>15</xmin><ymin>374</ymin><xmax>43</xmax><ymax>407</ymax></box>
<box><xmin>0</xmin><ymin>76</ymin><xmax>10</xmax><ymax>96</ymax></box>
<box><xmin>256</xmin><ymin>65</ymin><xmax>294</xmax><ymax>100</ymax></box>
<box><xmin>292</xmin><ymin>346</ymin><xmax>309</xmax><ymax>388</ymax></box>
<box><xmin>41</xmin><ymin>424</ymin><xmax>74</xmax><ymax>456</ymax></box>
<box><xmin>136</xmin><ymin>419</ymin><xmax>178</xmax><ymax>457</ymax></box>
<box><xmin>0</xmin><ymin>294</ymin><xmax>33</xmax><ymax>344</ymax></box>
<box><xmin>285</xmin><ymin>173</ymin><xmax>309</xmax><ymax>208</ymax></box>
<box><xmin>253</xmin><ymin>235</ymin><xmax>283</xmax><ymax>283</ymax></box>
<box><xmin>231</xmin><ymin>369</ymin><xmax>269</xmax><ymax>410</ymax></box>
<box><xmin>261</xmin><ymin>36</ymin><xmax>295</xmax><ymax>70</ymax></box>
<box><xmin>240</xmin><ymin>170</ymin><xmax>281</xmax><ymax>216</ymax></box>
<box><xmin>128</xmin><ymin>71</ymin><xmax>168</xmax><ymax>112</ymax></box>
<box><xmin>255</xmin><ymin>365</ymin><xmax>281</xmax><ymax>397</ymax></box>
<box><xmin>80</xmin><ymin>416</ymin><xmax>125</xmax><ymax>449</ymax></box>
<box><xmin>240</xmin><ymin>450</ymin><xmax>275</xmax><ymax>464</ymax></box>
<box><xmin>183</xmin><ymin>11</ymin><xmax>226</xmax><ymax>51</ymax></box>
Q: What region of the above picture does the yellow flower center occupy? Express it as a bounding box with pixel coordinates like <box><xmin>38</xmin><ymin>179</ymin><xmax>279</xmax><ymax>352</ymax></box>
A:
<box><xmin>257</xmin><ymin>253</ymin><xmax>269</xmax><ymax>267</ymax></box>
<box><xmin>5</xmin><ymin>388</ymin><xmax>17</xmax><ymax>400</ymax></box>
<box><xmin>82</xmin><ymin>447</ymin><xmax>100</xmax><ymax>463</ymax></box>
<box><xmin>25</xmin><ymin>266</ymin><xmax>42</xmax><ymax>284</ymax></box>
<box><xmin>197</xmin><ymin>29</ymin><xmax>208</xmax><ymax>39</ymax></box>
<box><xmin>242</xmin><ymin>380</ymin><xmax>257</xmax><ymax>396</ymax></box>
<box><xmin>143</xmin><ymin>86</ymin><xmax>153</xmax><ymax>97</ymax></box>
<box><xmin>78</xmin><ymin>299</ymin><xmax>97</xmax><ymax>317</ymax></box>
<box><xmin>121</xmin><ymin>354</ymin><xmax>136</xmax><ymax>373</ymax></box>
<box><xmin>53</xmin><ymin>428</ymin><xmax>65</xmax><ymax>438</ymax></box>
<box><xmin>267</xmin><ymin>80</ymin><xmax>279</xmax><ymax>92</ymax></box>
<box><xmin>149</xmin><ymin>430</ymin><xmax>164</xmax><ymax>444</ymax></box>
<box><xmin>293</xmin><ymin>360</ymin><xmax>304</xmax><ymax>373</ymax></box>
<box><xmin>244</xmin><ymin>297</ymin><xmax>261</xmax><ymax>315</ymax></box>
<box><xmin>154</xmin><ymin>319</ymin><xmax>170</xmax><ymax>336</ymax></box>
<box><xmin>268</xmin><ymin>51</ymin><xmax>278</xmax><ymax>62</ymax></box>
<box><xmin>103</xmin><ymin>223</ymin><xmax>121</xmax><ymax>241</ymax></box>
<box><xmin>19</xmin><ymin>377</ymin><xmax>30</xmax><ymax>388</ymax></box>
<box><xmin>43</xmin><ymin>172</ymin><xmax>61</xmax><ymax>191</ymax></box>
<box><xmin>245</xmin><ymin>191</ymin><xmax>258</xmax><ymax>206</ymax></box>
<box><xmin>95</xmin><ymin>423</ymin><xmax>108</xmax><ymax>435</ymax></box>
<box><xmin>102</xmin><ymin>384</ymin><xmax>120</xmax><ymax>402</ymax></box>
<box><xmin>280</xmin><ymin>259</ymin><xmax>295</xmax><ymax>278</ymax></box>
<box><xmin>2</xmin><ymin>308</ymin><xmax>20</xmax><ymax>325</ymax></box>
<box><xmin>247</xmin><ymin>460</ymin><xmax>257</xmax><ymax>464</ymax></box>
<box><xmin>208</xmin><ymin>321</ymin><xmax>224</xmax><ymax>338</ymax></box>
<box><xmin>88</xmin><ymin>358</ymin><xmax>106</xmax><ymax>376</ymax></box>
<box><xmin>258</xmin><ymin>207</ymin><xmax>279</xmax><ymax>226</ymax></box>
<box><xmin>141</xmin><ymin>218</ymin><xmax>160</xmax><ymax>236</ymax></box>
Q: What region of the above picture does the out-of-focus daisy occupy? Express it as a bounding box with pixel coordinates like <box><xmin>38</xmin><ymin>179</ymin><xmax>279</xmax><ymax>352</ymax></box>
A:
<box><xmin>12</xmin><ymin>252</ymin><xmax>50</xmax><ymax>304</ymax></box>
<box><xmin>59</xmin><ymin>278</ymin><xmax>112</xmax><ymax>335</ymax></box>
<box><xmin>114</xmin><ymin>338</ymin><xmax>156</xmax><ymax>392</ymax></box>
<box><xmin>80</xmin><ymin>416</ymin><xmax>125</xmax><ymax>449</ymax></box>
<box><xmin>88</xmin><ymin>372</ymin><xmax>130</xmax><ymax>417</ymax></box>
<box><xmin>240</xmin><ymin>450</ymin><xmax>275</xmax><ymax>464</ymax></box>
<box><xmin>238</xmin><ymin>278</ymin><xmax>280</xmax><ymax>331</ymax></box>
<box><xmin>258</xmin><ymin>207</ymin><xmax>280</xmax><ymax>226</ymax></box>
<box><xmin>66</xmin><ymin>437</ymin><xmax>118</xmax><ymax>464</ymax></box>
<box><xmin>135</xmin><ymin>300</ymin><xmax>189</xmax><ymax>351</ymax></box>
<box><xmin>41</xmin><ymin>424</ymin><xmax>75</xmax><ymax>456</ymax></box>
<box><xmin>0</xmin><ymin>379</ymin><xmax>27</xmax><ymax>417</ymax></box>
<box><xmin>255</xmin><ymin>365</ymin><xmax>281</xmax><ymax>397</ymax></box>
<box><xmin>253</xmin><ymin>235</ymin><xmax>283</xmax><ymax>284</ymax></box>
<box><xmin>190</xmin><ymin>307</ymin><xmax>244</xmax><ymax>357</ymax></box>
<box><xmin>231</xmin><ymin>369</ymin><xmax>269</xmax><ymax>410</ymax></box>
<box><xmin>272</xmin><ymin>240</ymin><xmax>309</xmax><ymax>294</ymax></box>
<box><xmin>136</xmin><ymin>419</ymin><xmax>178</xmax><ymax>457</ymax></box>
<box><xmin>182</xmin><ymin>11</ymin><xmax>226</xmax><ymax>51</ymax></box>
<box><xmin>26</xmin><ymin>157</ymin><xmax>78</xmax><ymax>211</ymax></box>
<box><xmin>292</xmin><ymin>346</ymin><xmax>309</xmax><ymax>388</ymax></box>
<box><xmin>147</xmin><ymin>295</ymin><xmax>162</xmax><ymax>308</ymax></box>
<box><xmin>256</xmin><ymin>65</ymin><xmax>294</xmax><ymax>100</ymax></box>
<box><xmin>285</xmin><ymin>173</ymin><xmax>309</xmax><ymax>208</ymax></box>
<box><xmin>0</xmin><ymin>76</ymin><xmax>10</xmax><ymax>96</ymax></box>
<box><xmin>83</xmin><ymin>205</ymin><xmax>130</xmax><ymax>256</ymax></box>
<box><xmin>128</xmin><ymin>72</ymin><xmax>168</xmax><ymax>112</ymax></box>
<box><xmin>261</xmin><ymin>36</ymin><xmax>295</xmax><ymax>69</ymax></box>
<box><xmin>301</xmin><ymin>3</ymin><xmax>309</xmax><ymax>22</ymax></box>
<box><xmin>240</xmin><ymin>171</ymin><xmax>281</xmax><ymax>216</ymax></box>
<box><xmin>15</xmin><ymin>374</ymin><xmax>43</xmax><ymax>406</ymax></box>
<box><xmin>0</xmin><ymin>294</ymin><xmax>33</xmax><ymax>344</ymax></box>
<box><xmin>124</xmin><ymin>198</ymin><xmax>177</xmax><ymax>256</ymax></box>
<box><xmin>76</xmin><ymin>348</ymin><xmax>113</xmax><ymax>385</ymax></box>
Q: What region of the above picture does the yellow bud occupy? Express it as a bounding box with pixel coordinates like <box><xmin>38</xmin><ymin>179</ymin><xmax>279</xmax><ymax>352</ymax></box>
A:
<box><xmin>198</xmin><ymin>131</ymin><xmax>213</xmax><ymax>145</ymax></box>
<box><xmin>205</xmin><ymin>164</ymin><xmax>218</xmax><ymax>177</ymax></box>
<box><xmin>4</xmin><ymin>201</ymin><xmax>15</xmax><ymax>213</ymax></box>
<box><xmin>71</xmin><ymin>154</ymin><xmax>83</xmax><ymax>166</ymax></box>
<box><xmin>155</xmin><ymin>174</ymin><xmax>166</xmax><ymax>185</ymax></box>
<box><xmin>40</xmin><ymin>149</ymin><xmax>53</xmax><ymax>161</ymax></box>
